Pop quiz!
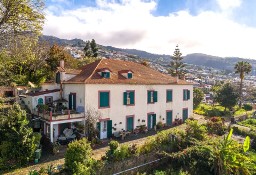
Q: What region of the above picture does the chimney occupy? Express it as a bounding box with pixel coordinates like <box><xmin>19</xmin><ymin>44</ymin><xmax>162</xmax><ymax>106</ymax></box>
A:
<box><xmin>176</xmin><ymin>76</ymin><xmax>179</xmax><ymax>83</ymax></box>
<box><xmin>60</xmin><ymin>60</ymin><xmax>64</xmax><ymax>68</ymax></box>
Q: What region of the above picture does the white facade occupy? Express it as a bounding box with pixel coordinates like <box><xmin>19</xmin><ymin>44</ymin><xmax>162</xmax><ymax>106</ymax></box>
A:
<box><xmin>22</xmin><ymin>91</ymin><xmax>60</xmax><ymax>113</ymax></box>
<box><xmin>63</xmin><ymin>83</ymin><xmax>193</xmax><ymax>137</ymax></box>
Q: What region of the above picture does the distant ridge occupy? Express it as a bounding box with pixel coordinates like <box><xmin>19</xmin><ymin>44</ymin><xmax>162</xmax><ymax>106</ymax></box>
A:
<box><xmin>40</xmin><ymin>35</ymin><xmax>256</xmax><ymax>71</ymax></box>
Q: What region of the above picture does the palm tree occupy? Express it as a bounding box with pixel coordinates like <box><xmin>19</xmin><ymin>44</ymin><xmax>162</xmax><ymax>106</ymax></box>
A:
<box><xmin>234</xmin><ymin>61</ymin><xmax>252</xmax><ymax>108</ymax></box>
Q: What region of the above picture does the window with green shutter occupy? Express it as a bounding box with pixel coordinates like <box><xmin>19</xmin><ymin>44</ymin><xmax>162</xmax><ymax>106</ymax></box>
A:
<box><xmin>56</xmin><ymin>72</ymin><xmax>61</xmax><ymax>84</ymax></box>
<box><xmin>99</xmin><ymin>91</ymin><xmax>110</xmax><ymax>108</ymax></box>
<box><xmin>124</xmin><ymin>91</ymin><xmax>135</xmax><ymax>105</ymax></box>
<box><xmin>183</xmin><ymin>89</ymin><xmax>190</xmax><ymax>101</ymax></box>
<box><xmin>127</xmin><ymin>73</ymin><xmax>133</xmax><ymax>79</ymax></box>
<box><xmin>102</xmin><ymin>72</ymin><xmax>110</xmax><ymax>78</ymax></box>
<box><xmin>166</xmin><ymin>90</ymin><xmax>173</xmax><ymax>102</ymax></box>
<box><xmin>148</xmin><ymin>90</ymin><xmax>157</xmax><ymax>103</ymax></box>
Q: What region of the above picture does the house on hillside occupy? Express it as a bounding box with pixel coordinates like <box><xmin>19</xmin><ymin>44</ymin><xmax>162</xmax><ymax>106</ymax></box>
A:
<box><xmin>22</xmin><ymin>59</ymin><xmax>193</xmax><ymax>142</ymax></box>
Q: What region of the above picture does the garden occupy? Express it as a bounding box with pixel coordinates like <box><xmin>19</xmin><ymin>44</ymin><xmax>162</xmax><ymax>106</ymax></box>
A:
<box><xmin>27</xmin><ymin>117</ymin><xmax>256</xmax><ymax>175</ymax></box>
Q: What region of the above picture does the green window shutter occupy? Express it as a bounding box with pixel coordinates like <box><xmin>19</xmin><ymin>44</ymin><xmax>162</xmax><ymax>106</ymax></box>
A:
<box><xmin>147</xmin><ymin>91</ymin><xmax>151</xmax><ymax>103</ymax></box>
<box><xmin>100</xmin><ymin>92</ymin><xmax>109</xmax><ymax>107</ymax></box>
<box><xmin>153</xmin><ymin>114</ymin><xmax>156</xmax><ymax>127</ymax></box>
<box><xmin>56</xmin><ymin>72</ymin><xmax>60</xmax><ymax>84</ymax></box>
<box><xmin>96</xmin><ymin>122</ymin><xmax>101</xmax><ymax>138</ymax></box>
<box><xmin>167</xmin><ymin>111</ymin><xmax>172</xmax><ymax>125</ymax></box>
<box><xmin>130</xmin><ymin>91</ymin><xmax>135</xmax><ymax>104</ymax></box>
<box><xmin>167</xmin><ymin>90</ymin><xmax>172</xmax><ymax>102</ymax></box>
<box><xmin>107</xmin><ymin>120</ymin><xmax>112</xmax><ymax>138</ymax></box>
<box><xmin>188</xmin><ymin>90</ymin><xmax>190</xmax><ymax>100</ymax></box>
<box><xmin>183</xmin><ymin>109</ymin><xmax>188</xmax><ymax>121</ymax></box>
<box><xmin>153</xmin><ymin>91</ymin><xmax>158</xmax><ymax>102</ymax></box>
<box><xmin>73</xmin><ymin>94</ymin><xmax>76</xmax><ymax>110</ymax></box>
<box><xmin>69</xmin><ymin>94</ymin><xmax>72</xmax><ymax>109</ymax></box>
<box><xmin>106</xmin><ymin>72</ymin><xmax>110</xmax><ymax>78</ymax></box>
<box><xmin>183</xmin><ymin>89</ymin><xmax>186</xmax><ymax>100</ymax></box>
<box><xmin>123</xmin><ymin>92</ymin><xmax>127</xmax><ymax>105</ymax></box>
<box><xmin>128</xmin><ymin>73</ymin><xmax>132</xmax><ymax>79</ymax></box>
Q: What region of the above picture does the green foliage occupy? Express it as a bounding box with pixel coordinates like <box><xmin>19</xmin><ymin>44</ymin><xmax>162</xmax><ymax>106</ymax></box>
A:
<box><xmin>185</xmin><ymin>119</ymin><xmax>207</xmax><ymax>141</ymax></box>
<box><xmin>213</xmin><ymin>129</ymin><xmax>256</xmax><ymax>175</ymax></box>
<box><xmin>194</xmin><ymin>104</ymin><xmax>227</xmax><ymax>117</ymax></box>
<box><xmin>0</xmin><ymin>103</ymin><xmax>37</xmax><ymax>170</ymax></box>
<box><xmin>64</xmin><ymin>138</ymin><xmax>95</xmax><ymax>175</ymax></box>
<box><xmin>0</xmin><ymin>0</ymin><xmax>45</xmax><ymax>46</ymax></box>
<box><xmin>167</xmin><ymin>145</ymin><xmax>214</xmax><ymax>175</ymax></box>
<box><xmin>206</xmin><ymin>117</ymin><xmax>226</xmax><ymax>135</ymax></box>
<box><xmin>238</xmin><ymin>118</ymin><xmax>256</xmax><ymax>130</ymax></box>
<box><xmin>216</xmin><ymin>83</ymin><xmax>239</xmax><ymax>111</ymax></box>
<box><xmin>156</xmin><ymin>121</ymin><xmax>164</xmax><ymax>129</ymax></box>
<box><xmin>105</xmin><ymin>141</ymin><xmax>135</xmax><ymax>162</ymax></box>
<box><xmin>234</xmin><ymin>61</ymin><xmax>252</xmax><ymax>108</ymax></box>
<box><xmin>243</xmin><ymin>104</ymin><xmax>253</xmax><ymax>111</ymax></box>
<box><xmin>0</xmin><ymin>38</ymin><xmax>49</xmax><ymax>86</ymax></box>
<box><xmin>83</xmin><ymin>39</ymin><xmax>98</xmax><ymax>58</ymax></box>
<box><xmin>193</xmin><ymin>88</ymin><xmax>204</xmax><ymax>109</ymax></box>
<box><xmin>168</xmin><ymin>45</ymin><xmax>186</xmax><ymax>78</ymax></box>
<box><xmin>244</xmin><ymin>136</ymin><xmax>250</xmax><ymax>153</ymax></box>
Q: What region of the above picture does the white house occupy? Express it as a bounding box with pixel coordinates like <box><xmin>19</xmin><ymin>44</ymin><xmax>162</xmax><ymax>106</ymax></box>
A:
<box><xmin>23</xmin><ymin>59</ymin><xmax>193</xmax><ymax>142</ymax></box>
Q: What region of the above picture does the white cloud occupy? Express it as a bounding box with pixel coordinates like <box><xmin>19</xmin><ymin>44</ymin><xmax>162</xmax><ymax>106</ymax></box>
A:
<box><xmin>43</xmin><ymin>0</ymin><xmax>256</xmax><ymax>58</ymax></box>
<box><xmin>217</xmin><ymin>0</ymin><xmax>242</xmax><ymax>10</ymax></box>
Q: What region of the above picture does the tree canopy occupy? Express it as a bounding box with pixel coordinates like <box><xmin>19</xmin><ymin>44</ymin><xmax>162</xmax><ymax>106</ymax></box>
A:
<box><xmin>0</xmin><ymin>0</ymin><xmax>45</xmax><ymax>47</ymax></box>
<box><xmin>83</xmin><ymin>39</ymin><xmax>98</xmax><ymax>58</ymax></box>
<box><xmin>0</xmin><ymin>103</ymin><xmax>37</xmax><ymax>170</ymax></box>
<box><xmin>216</xmin><ymin>83</ymin><xmax>238</xmax><ymax>111</ymax></box>
<box><xmin>193</xmin><ymin>88</ymin><xmax>204</xmax><ymax>109</ymax></box>
<box><xmin>234</xmin><ymin>61</ymin><xmax>252</xmax><ymax>108</ymax></box>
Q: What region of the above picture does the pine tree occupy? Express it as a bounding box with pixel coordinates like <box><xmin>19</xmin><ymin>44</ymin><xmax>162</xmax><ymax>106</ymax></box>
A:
<box><xmin>168</xmin><ymin>45</ymin><xmax>186</xmax><ymax>78</ymax></box>
<box><xmin>90</xmin><ymin>39</ymin><xmax>98</xmax><ymax>58</ymax></box>
<box><xmin>84</xmin><ymin>41</ymin><xmax>92</xmax><ymax>57</ymax></box>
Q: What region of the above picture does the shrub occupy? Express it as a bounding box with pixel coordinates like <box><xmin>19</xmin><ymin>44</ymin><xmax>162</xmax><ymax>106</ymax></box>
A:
<box><xmin>156</xmin><ymin>121</ymin><xmax>164</xmax><ymax>129</ymax></box>
<box><xmin>105</xmin><ymin>141</ymin><xmax>135</xmax><ymax>162</ymax></box>
<box><xmin>185</xmin><ymin>119</ymin><xmax>207</xmax><ymax>141</ymax></box>
<box><xmin>206</xmin><ymin>117</ymin><xmax>226</xmax><ymax>135</ymax></box>
<box><xmin>243</xmin><ymin>104</ymin><xmax>253</xmax><ymax>111</ymax></box>
<box><xmin>65</xmin><ymin>138</ymin><xmax>95</xmax><ymax>175</ymax></box>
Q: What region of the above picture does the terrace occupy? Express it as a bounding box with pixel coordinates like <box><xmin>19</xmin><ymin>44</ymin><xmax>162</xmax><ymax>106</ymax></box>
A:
<box><xmin>36</xmin><ymin>99</ymin><xmax>84</xmax><ymax>121</ymax></box>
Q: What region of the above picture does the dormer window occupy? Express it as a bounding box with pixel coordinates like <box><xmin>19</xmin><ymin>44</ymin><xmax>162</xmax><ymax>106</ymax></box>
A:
<box><xmin>127</xmin><ymin>72</ymin><xmax>133</xmax><ymax>79</ymax></box>
<box><xmin>102</xmin><ymin>72</ymin><xmax>110</xmax><ymax>78</ymax></box>
<box><xmin>119</xmin><ymin>70</ymin><xmax>134</xmax><ymax>79</ymax></box>
<box><xmin>97</xmin><ymin>68</ymin><xmax>111</xmax><ymax>79</ymax></box>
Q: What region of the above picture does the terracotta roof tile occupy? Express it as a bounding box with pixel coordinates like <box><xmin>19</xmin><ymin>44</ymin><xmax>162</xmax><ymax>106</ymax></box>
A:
<box><xmin>57</xmin><ymin>67</ymin><xmax>81</xmax><ymax>75</ymax></box>
<box><xmin>26</xmin><ymin>89</ymin><xmax>60</xmax><ymax>96</ymax></box>
<box><xmin>64</xmin><ymin>59</ymin><xmax>191</xmax><ymax>85</ymax></box>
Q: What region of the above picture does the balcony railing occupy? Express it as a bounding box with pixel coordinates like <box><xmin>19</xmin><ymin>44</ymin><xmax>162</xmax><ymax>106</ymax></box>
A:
<box><xmin>37</xmin><ymin>110</ymin><xmax>84</xmax><ymax>121</ymax></box>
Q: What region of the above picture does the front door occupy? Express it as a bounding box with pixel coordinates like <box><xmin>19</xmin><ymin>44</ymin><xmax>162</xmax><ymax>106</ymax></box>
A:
<box><xmin>166</xmin><ymin>111</ymin><xmax>173</xmax><ymax>126</ymax></box>
<box><xmin>97</xmin><ymin>120</ymin><xmax>112</xmax><ymax>139</ymax></box>
<box><xmin>147</xmin><ymin>114</ymin><xmax>156</xmax><ymax>129</ymax></box>
<box><xmin>101</xmin><ymin>121</ymin><xmax>107</xmax><ymax>139</ymax></box>
<box><xmin>127</xmin><ymin>117</ymin><xmax>134</xmax><ymax>131</ymax></box>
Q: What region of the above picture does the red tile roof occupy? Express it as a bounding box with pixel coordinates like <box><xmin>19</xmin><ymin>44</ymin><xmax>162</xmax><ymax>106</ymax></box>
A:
<box><xmin>26</xmin><ymin>89</ymin><xmax>60</xmax><ymax>96</ymax></box>
<box><xmin>57</xmin><ymin>67</ymin><xmax>81</xmax><ymax>75</ymax></box>
<box><xmin>63</xmin><ymin>59</ymin><xmax>191</xmax><ymax>85</ymax></box>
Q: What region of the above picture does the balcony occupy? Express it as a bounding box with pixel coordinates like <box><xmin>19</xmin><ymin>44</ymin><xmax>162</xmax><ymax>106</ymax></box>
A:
<box><xmin>38</xmin><ymin>110</ymin><xmax>84</xmax><ymax>121</ymax></box>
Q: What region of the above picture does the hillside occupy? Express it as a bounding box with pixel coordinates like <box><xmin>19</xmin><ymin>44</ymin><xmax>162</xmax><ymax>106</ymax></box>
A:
<box><xmin>40</xmin><ymin>35</ymin><xmax>256</xmax><ymax>71</ymax></box>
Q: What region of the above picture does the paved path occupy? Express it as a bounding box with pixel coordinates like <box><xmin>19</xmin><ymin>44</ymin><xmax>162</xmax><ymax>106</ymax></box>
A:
<box><xmin>4</xmin><ymin>114</ymin><xmax>206</xmax><ymax>175</ymax></box>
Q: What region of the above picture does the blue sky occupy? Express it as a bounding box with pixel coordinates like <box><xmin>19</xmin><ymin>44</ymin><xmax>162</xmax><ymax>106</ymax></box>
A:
<box><xmin>43</xmin><ymin>0</ymin><xmax>256</xmax><ymax>58</ymax></box>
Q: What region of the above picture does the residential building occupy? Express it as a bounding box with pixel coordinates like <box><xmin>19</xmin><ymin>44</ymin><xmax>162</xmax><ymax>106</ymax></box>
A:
<box><xmin>22</xmin><ymin>59</ymin><xmax>193</xmax><ymax>142</ymax></box>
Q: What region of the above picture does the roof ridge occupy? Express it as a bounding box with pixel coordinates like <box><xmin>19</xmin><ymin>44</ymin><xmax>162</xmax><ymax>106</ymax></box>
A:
<box><xmin>84</xmin><ymin>59</ymin><xmax>103</xmax><ymax>83</ymax></box>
